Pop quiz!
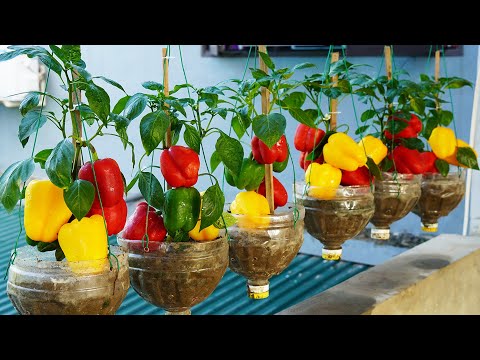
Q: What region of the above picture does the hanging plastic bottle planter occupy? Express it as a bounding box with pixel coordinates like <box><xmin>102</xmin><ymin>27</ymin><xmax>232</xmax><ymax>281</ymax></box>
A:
<box><xmin>7</xmin><ymin>246</ymin><xmax>129</xmax><ymax>315</ymax></box>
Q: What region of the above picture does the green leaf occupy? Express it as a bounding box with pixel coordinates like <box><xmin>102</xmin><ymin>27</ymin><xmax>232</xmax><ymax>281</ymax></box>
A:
<box><xmin>410</xmin><ymin>98</ymin><xmax>425</xmax><ymax>115</ymax></box>
<box><xmin>55</xmin><ymin>247</ymin><xmax>65</xmax><ymax>261</ymax></box>
<box><xmin>138</xmin><ymin>172</ymin><xmax>165</xmax><ymax>211</ymax></box>
<box><xmin>33</xmin><ymin>149</ymin><xmax>52</xmax><ymax>169</ymax></box>
<box><xmin>293</xmin><ymin>62</ymin><xmax>315</xmax><ymax>71</ymax></box>
<box><xmin>259</xmin><ymin>51</ymin><xmax>275</xmax><ymax>70</ymax></box>
<box><xmin>435</xmin><ymin>159</ymin><xmax>450</xmax><ymax>177</ymax></box>
<box><xmin>19</xmin><ymin>92</ymin><xmax>40</xmax><ymax>116</ymax></box>
<box><xmin>45</xmin><ymin>139</ymin><xmax>74</xmax><ymax>189</ymax></box>
<box><xmin>18</xmin><ymin>111</ymin><xmax>47</xmax><ymax>147</ymax></box>
<box><xmin>366</xmin><ymin>157</ymin><xmax>382</xmax><ymax>180</ymax></box>
<box><xmin>200</xmin><ymin>183</ymin><xmax>225</xmax><ymax>231</ymax></box>
<box><xmin>420</xmin><ymin>74</ymin><xmax>430</xmax><ymax>82</ymax></box>
<box><xmin>142</xmin><ymin>81</ymin><xmax>164</xmax><ymax>91</ymax></box>
<box><xmin>173</xmin><ymin>230</ymin><xmax>189</xmax><ymax>242</ymax></box>
<box><xmin>126</xmin><ymin>172</ymin><xmax>140</xmax><ymax>193</ymax></box>
<box><xmin>288</xmin><ymin>108</ymin><xmax>316</xmax><ymax>128</ymax></box>
<box><xmin>203</xmin><ymin>86</ymin><xmax>224</xmax><ymax>95</ymax></box>
<box><xmin>96</xmin><ymin>76</ymin><xmax>126</xmax><ymax>93</ymax></box>
<box><xmin>212</xmin><ymin>211</ymin><xmax>237</xmax><ymax>229</ymax></box>
<box><xmin>232</xmin><ymin>114</ymin><xmax>247</xmax><ymax>139</ymax></box>
<box><xmin>401</xmin><ymin>138</ymin><xmax>425</xmax><ymax>151</ymax></box>
<box><xmin>355</xmin><ymin>125</ymin><xmax>369</xmax><ymax>135</ymax></box>
<box><xmin>210</xmin><ymin>151</ymin><xmax>222</xmax><ymax>172</ymax></box>
<box><xmin>49</xmin><ymin>45</ymin><xmax>67</xmax><ymax>63</ymax></box>
<box><xmin>124</xmin><ymin>93</ymin><xmax>148</xmax><ymax>120</ymax></box>
<box><xmin>439</xmin><ymin>110</ymin><xmax>454</xmax><ymax>126</ymax></box>
<box><xmin>0</xmin><ymin>158</ymin><xmax>35</xmax><ymax>211</ymax></box>
<box><xmin>250</xmin><ymin>68</ymin><xmax>268</xmax><ymax>80</ymax></box>
<box><xmin>282</xmin><ymin>92</ymin><xmax>306</xmax><ymax>109</ymax></box>
<box><xmin>380</xmin><ymin>157</ymin><xmax>394</xmax><ymax>172</ymax></box>
<box><xmin>184</xmin><ymin>124</ymin><xmax>201</xmax><ymax>154</ymax></box>
<box><xmin>215</xmin><ymin>134</ymin><xmax>244</xmax><ymax>177</ymax></box>
<box><xmin>61</xmin><ymin>45</ymin><xmax>81</xmax><ymax>64</ymax></box>
<box><xmin>36</xmin><ymin>54</ymin><xmax>64</xmax><ymax>76</ymax></box>
<box><xmin>457</xmin><ymin>147</ymin><xmax>479</xmax><ymax>170</ymax></box>
<box><xmin>165</xmin><ymin>99</ymin><xmax>187</xmax><ymax>117</ymax></box>
<box><xmin>140</xmin><ymin>110</ymin><xmax>170</xmax><ymax>155</ymax></box>
<box><xmin>361</xmin><ymin>109</ymin><xmax>377</xmax><ymax>122</ymax></box>
<box><xmin>85</xmin><ymin>83</ymin><xmax>110</xmax><ymax>124</ymax></box>
<box><xmin>386</xmin><ymin>118</ymin><xmax>409</xmax><ymax>135</ymax></box>
<box><xmin>252</xmin><ymin>113</ymin><xmax>286</xmax><ymax>148</ymax></box>
<box><xmin>424</xmin><ymin>99</ymin><xmax>437</xmax><ymax>108</ymax></box>
<box><xmin>423</xmin><ymin>116</ymin><xmax>439</xmax><ymax>139</ymax></box>
<box><xmin>63</xmin><ymin>180</ymin><xmax>95</xmax><ymax>220</ymax></box>
<box><xmin>444</xmin><ymin>77</ymin><xmax>472</xmax><ymax>89</ymax></box>
<box><xmin>323</xmin><ymin>87</ymin><xmax>342</xmax><ymax>99</ymax></box>
<box><xmin>112</xmin><ymin>95</ymin><xmax>131</xmax><ymax>115</ymax></box>
<box><xmin>71</xmin><ymin>64</ymin><xmax>92</xmax><ymax>82</ymax></box>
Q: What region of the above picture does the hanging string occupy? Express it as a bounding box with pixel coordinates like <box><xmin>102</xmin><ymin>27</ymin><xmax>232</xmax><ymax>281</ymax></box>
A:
<box><xmin>425</xmin><ymin>45</ymin><xmax>434</xmax><ymax>75</ymax></box>
<box><xmin>4</xmin><ymin>66</ymin><xmax>53</xmax><ymax>279</ymax></box>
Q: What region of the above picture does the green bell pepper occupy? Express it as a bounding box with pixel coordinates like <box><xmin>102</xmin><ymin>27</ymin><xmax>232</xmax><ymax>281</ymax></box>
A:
<box><xmin>163</xmin><ymin>187</ymin><xmax>201</xmax><ymax>235</ymax></box>
<box><xmin>273</xmin><ymin>155</ymin><xmax>289</xmax><ymax>173</ymax></box>
<box><xmin>225</xmin><ymin>157</ymin><xmax>265</xmax><ymax>191</ymax></box>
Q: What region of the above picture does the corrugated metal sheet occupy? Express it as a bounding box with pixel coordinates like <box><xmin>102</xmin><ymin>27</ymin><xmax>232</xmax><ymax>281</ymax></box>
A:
<box><xmin>0</xmin><ymin>206</ymin><xmax>370</xmax><ymax>315</ymax></box>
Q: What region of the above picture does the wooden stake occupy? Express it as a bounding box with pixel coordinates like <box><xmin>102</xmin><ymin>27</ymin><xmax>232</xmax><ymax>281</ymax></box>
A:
<box><xmin>330</xmin><ymin>52</ymin><xmax>340</xmax><ymax>131</ymax></box>
<box><xmin>434</xmin><ymin>50</ymin><xmax>441</xmax><ymax>82</ymax></box>
<box><xmin>384</xmin><ymin>45</ymin><xmax>393</xmax><ymax>81</ymax></box>
<box><xmin>162</xmin><ymin>47</ymin><xmax>172</xmax><ymax>190</ymax></box>
<box><xmin>72</xmin><ymin>70</ymin><xmax>82</xmax><ymax>140</ymax></box>
<box><xmin>258</xmin><ymin>45</ymin><xmax>275</xmax><ymax>215</ymax></box>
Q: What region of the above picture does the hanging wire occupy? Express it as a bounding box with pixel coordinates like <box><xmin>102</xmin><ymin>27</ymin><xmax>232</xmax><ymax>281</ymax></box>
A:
<box><xmin>425</xmin><ymin>45</ymin><xmax>434</xmax><ymax>75</ymax></box>
<box><xmin>4</xmin><ymin>66</ymin><xmax>53</xmax><ymax>279</ymax></box>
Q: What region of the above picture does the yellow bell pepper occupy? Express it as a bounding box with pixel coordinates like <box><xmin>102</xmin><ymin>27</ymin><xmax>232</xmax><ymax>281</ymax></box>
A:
<box><xmin>358</xmin><ymin>135</ymin><xmax>388</xmax><ymax>165</ymax></box>
<box><xmin>305</xmin><ymin>163</ymin><xmax>342</xmax><ymax>200</ymax></box>
<box><xmin>58</xmin><ymin>214</ymin><xmax>108</xmax><ymax>273</ymax></box>
<box><xmin>230</xmin><ymin>191</ymin><xmax>271</xmax><ymax>228</ymax></box>
<box><xmin>188</xmin><ymin>191</ymin><xmax>220</xmax><ymax>241</ymax></box>
<box><xmin>444</xmin><ymin>139</ymin><xmax>478</xmax><ymax>167</ymax></box>
<box><xmin>428</xmin><ymin>127</ymin><xmax>457</xmax><ymax>160</ymax></box>
<box><xmin>24</xmin><ymin>179</ymin><xmax>72</xmax><ymax>243</ymax></box>
<box><xmin>323</xmin><ymin>132</ymin><xmax>367</xmax><ymax>171</ymax></box>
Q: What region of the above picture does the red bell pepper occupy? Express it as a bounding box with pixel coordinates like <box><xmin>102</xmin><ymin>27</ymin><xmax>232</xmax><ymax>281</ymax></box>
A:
<box><xmin>256</xmin><ymin>176</ymin><xmax>288</xmax><ymax>209</ymax></box>
<box><xmin>294</xmin><ymin>124</ymin><xmax>325</xmax><ymax>153</ymax></box>
<box><xmin>391</xmin><ymin>146</ymin><xmax>425</xmax><ymax>174</ymax></box>
<box><xmin>341</xmin><ymin>166</ymin><xmax>372</xmax><ymax>186</ymax></box>
<box><xmin>299</xmin><ymin>152</ymin><xmax>324</xmax><ymax>171</ymax></box>
<box><xmin>419</xmin><ymin>151</ymin><xmax>439</xmax><ymax>173</ymax></box>
<box><xmin>78</xmin><ymin>158</ymin><xmax>124</xmax><ymax>208</ymax></box>
<box><xmin>160</xmin><ymin>145</ymin><xmax>200</xmax><ymax>188</ymax></box>
<box><xmin>122</xmin><ymin>202</ymin><xmax>167</xmax><ymax>242</ymax></box>
<box><xmin>251</xmin><ymin>135</ymin><xmax>288</xmax><ymax>165</ymax></box>
<box><xmin>87</xmin><ymin>199</ymin><xmax>127</xmax><ymax>236</ymax></box>
<box><xmin>384</xmin><ymin>113</ymin><xmax>422</xmax><ymax>140</ymax></box>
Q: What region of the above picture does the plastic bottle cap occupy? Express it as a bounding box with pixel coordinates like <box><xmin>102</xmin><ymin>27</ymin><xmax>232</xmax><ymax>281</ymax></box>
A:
<box><xmin>322</xmin><ymin>248</ymin><xmax>342</xmax><ymax>261</ymax></box>
<box><xmin>422</xmin><ymin>223</ymin><xmax>438</xmax><ymax>232</ymax></box>
<box><xmin>247</xmin><ymin>283</ymin><xmax>269</xmax><ymax>299</ymax></box>
<box><xmin>371</xmin><ymin>228</ymin><xmax>390</xmax><ymax>240</ymax></box>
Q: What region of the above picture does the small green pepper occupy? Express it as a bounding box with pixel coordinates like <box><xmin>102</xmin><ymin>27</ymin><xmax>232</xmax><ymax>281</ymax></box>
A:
<box><xmin>225</xmin><ymin>157</ymin><xmax>265</xmax><ymax>191</ymax></box>
<box><xmin>163</xmin><ymin>187</ymin><xmax>201</xmax><ymax>234</ymax></box>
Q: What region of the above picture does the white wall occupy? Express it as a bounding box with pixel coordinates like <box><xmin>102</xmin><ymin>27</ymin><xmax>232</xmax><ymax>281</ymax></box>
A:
<box><xmin>0</xmin><ymin>45</ymin><xmax>477</xmax><ymax>235</ymax></box>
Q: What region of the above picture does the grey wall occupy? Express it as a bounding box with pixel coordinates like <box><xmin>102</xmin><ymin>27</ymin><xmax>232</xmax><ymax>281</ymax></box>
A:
<box><xmin>0</xmin><ymin>45</ymin><xmax>477</xmax><ymax>236</ymax></box>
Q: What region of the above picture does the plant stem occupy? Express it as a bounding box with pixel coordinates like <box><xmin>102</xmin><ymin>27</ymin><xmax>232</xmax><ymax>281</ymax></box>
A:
<box><xmin>67</xmin><ymin>70</ymin><xmax>82</xmax><ymax>180</ymax></box>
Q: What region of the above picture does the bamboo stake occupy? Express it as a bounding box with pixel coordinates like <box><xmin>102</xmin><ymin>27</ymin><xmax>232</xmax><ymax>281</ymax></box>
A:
<box><xmin>330</xmin><ymin>52</ymin><xmax>340</xmax><ymax>131</ymax></box>
<box><xmin>384</xmin><ymin>45</ymin><xmax>393</xmax><ymax>81</ymax></box>
<box><xmin>258</xmin><ymin>45</ymin><xmax>275</xmax><ymax>215</ymax></box>
<box><xmin>434</xmin><ymin>49</ymin><xmax>441</xmax><ymax>109</ymax></box>
<box><xmin>162</xmin><ymin>47</ymin><xmax>172</xmax><ymax>190</ymax></box>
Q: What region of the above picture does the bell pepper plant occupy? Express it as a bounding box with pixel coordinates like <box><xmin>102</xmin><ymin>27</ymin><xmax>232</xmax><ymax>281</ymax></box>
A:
<box><xmin>0</xmin><ymin>45</ymin><xmax>134</xmax><ymax>263</ymax></box>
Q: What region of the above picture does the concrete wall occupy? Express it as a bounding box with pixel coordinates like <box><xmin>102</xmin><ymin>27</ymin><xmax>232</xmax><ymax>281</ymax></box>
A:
<box><xmin>279</xmin><ymin>234</ymin><xmax>480</xmax><ymax>315</ymax></box>
<box><xmin>0</xmin><ymin>45</ymin><xmax>477</xmax><ymax>236</ymax></box>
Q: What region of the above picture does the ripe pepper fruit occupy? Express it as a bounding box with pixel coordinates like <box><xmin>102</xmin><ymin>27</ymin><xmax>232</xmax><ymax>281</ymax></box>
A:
<box><xmin>225</xmin><ymin>157</ymin><xmax>265</xmax><ymax>191</ymax></box>
<box><xmin>323</xmin><ymin>132</ymin><xmax>367</xmax><ymax>171</ymax></box>
<box><xmin>87</xmin><ymin>199</ymin><xmax>127</xmax><ymax>236</ymax></box>
<box><xmin>305</xmin><ymin>163</ymin><xmax>342</xmax><ymax>200</ymax></box>
<box><xmin>299</xmin><ymin>152</ymin><xmax>324</xmax><ymax>171</ymax></box>
<box><xmin>391</xmin><ymin>146</ymin><xmax>425</xmax><ymax>174</ymax></box>
<box><xmin>294</xmin><ymin>124</ymin><xmax>325</xmax><ymax>153</ymax></box>
<box><xmin>384</xmin><ymin>113</ymin><xmax>422</xmax><ymax>140</ymax></box>
<box><xmin>251</xmin><ymin>135</ymin><xmax>288</xmax><ymax>165</ymax></box>
<box><xmin>230</xmin><ymin>191</ymin><xmax>271</xmax><ymax>228</ymax></box>
<box><xmin>78</xmin><ymin>158</ymin><xmax>124</xmax><ymax>208</ymax></box>
<box><xmin>24</xmin><ymin>179</ymin><xmax>72</xmax><ymax>243</ymax></box>
<box><xmin>256</xmin><ymin>176</ymin><xmax>288</xmax><ymax>209</ymax></box>
<box><xmin>428</xmin><ymin>127</ymin><xmax>457</xmax><ymax>160</ymax></box>
<box><xmin>160</xmin><ymin>145</ymin><xmax>200</xmax><ymax>188</ymax></box>
<box><xmin>420</xmin><ymin>151</ymin><xmax>439</xmax><ymax>173</ymax></box>
<box><xmin>163</xmin><ymin>187</ymin><xmax>201</xmax><ymax>234</ymax></box>
<box><xmin>58</xmin><ymin>214</ymin><xmax>108</xmax><ymax>261</ymax></box>
<box><xmin>122</xmin><ymin>202</ymin><xmax>167</xmax><ymax>243</ymax></box>
<box><xmin>341</xmin><ymin>166</ymin><xmax>372</xmax><ymax>186</ymax></box>
<box><xmin>188</xmin><ymin>192</ymin><xmax>220</xmax><ymax>241</ymax></box>
<box><xmin>443</xmin><ymin>138</ymin><xmax>478</xmax><ymax>167</ymax></box>
<box><xmin>358</xmin><ymin>135</ymin><xmax>388</xmax><ymax>165</ymax></box>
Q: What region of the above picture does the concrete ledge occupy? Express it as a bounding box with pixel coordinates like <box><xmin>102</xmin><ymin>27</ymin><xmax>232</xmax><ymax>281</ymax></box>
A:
<box><xmin>279</xmin><ymin>234</ymin><xmax>480</xmax><ymax>315</ymax></box>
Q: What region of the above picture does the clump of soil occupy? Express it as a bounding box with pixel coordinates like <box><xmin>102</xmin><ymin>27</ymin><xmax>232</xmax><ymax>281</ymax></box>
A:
<box><xmin>7</xmin><ymin>246</ymin><xmax>129</xmax><ymax>315</ymax></box>
<box><xmin>118</xmin><ymin>236</ymin><xmax>228</xmax><ymax>313</ymax></box>
<box><xmin>413</xmin><ymin>174</ymin><xmax>466</xmax><ymax>226</ymax></box>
